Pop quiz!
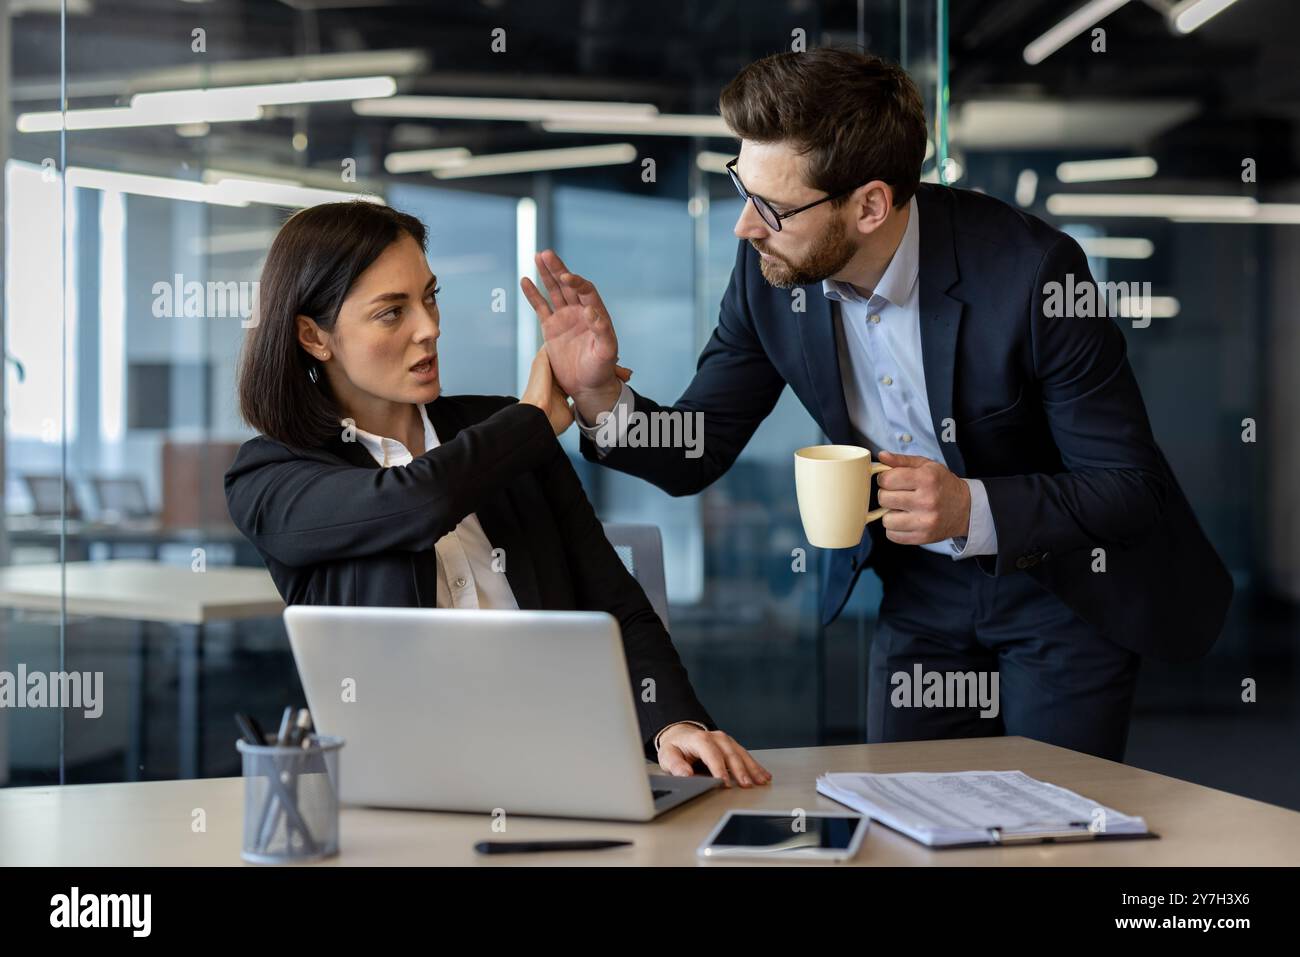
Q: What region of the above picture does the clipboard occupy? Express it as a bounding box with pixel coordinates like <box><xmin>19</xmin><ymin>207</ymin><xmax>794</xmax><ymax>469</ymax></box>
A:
<box><xmin>817</xmin><ymin>771</ymin><xmax>1159</xmax><ymax>850</ymax></box>
<box><xmin>861</xmin><ymin>816</ymin><xmax>1161</xmax><ymax>849</ymax></box>
<box><xmin>903</xmin><ymin>822</ymin><xmax>1161</xmax><ymax>849</ymax></box>
<box><xmin>981</xmin><ymin>826</ymin><xmax>1161</xmax><ymax>847</ymax></box>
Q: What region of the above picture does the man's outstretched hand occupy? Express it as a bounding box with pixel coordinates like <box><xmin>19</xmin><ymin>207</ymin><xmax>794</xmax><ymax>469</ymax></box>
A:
<box><xmin>520</xmin><ymin>249</ymin><xmax>630</xmax><ymax>424</ymax></box>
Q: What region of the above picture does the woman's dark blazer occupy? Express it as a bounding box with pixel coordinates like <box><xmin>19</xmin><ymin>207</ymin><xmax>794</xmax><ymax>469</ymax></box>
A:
<box><xmin>224</xmin><ymin>394</ymin><xmax>715</xmax><ymax>759</ymax></box>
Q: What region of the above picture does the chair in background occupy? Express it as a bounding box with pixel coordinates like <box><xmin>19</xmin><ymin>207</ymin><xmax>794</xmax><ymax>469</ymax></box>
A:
<box><xmin>89</xmin><ymin>475</ymin><xmax>155</xmax><ymax>521</ymax></box>
<box><xmin>20</xmin><ymin>473</ymin><xmax>82</xmax><ymax>519</ymax></box>
<box><xmin>601</xmin><ymin>522</ymin><xmax>671</xmax><ymax>631</ymax></box>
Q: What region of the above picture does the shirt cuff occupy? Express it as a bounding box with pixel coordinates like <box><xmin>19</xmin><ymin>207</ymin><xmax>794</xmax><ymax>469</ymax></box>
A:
<box><xmin>950</xmin><ymin>478</ymin><xmax>998</xmax><ymax>559</ymax></box>
<box><xmin>575</xmin><ymin>381</ymin><xmax>633</xmax><ymax>458</ymax></box>
<box><xmin>653</xmin><ymin>720</ymin><xmax>708</xmax><ymax>752</ymax></box>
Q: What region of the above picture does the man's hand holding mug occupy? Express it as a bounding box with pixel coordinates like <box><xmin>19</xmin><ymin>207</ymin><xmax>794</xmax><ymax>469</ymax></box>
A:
<box><xmin>794</xmin><ymin>445</ymin><xmax>971</xmax><ymax>548</ymax></box>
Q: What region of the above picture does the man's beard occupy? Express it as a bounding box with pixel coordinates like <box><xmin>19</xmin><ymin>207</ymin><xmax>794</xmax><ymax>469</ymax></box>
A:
<box><xmin>752</xmin><ymin>227</ymin><xmax>856</xmax><ymax>288</ymax></box>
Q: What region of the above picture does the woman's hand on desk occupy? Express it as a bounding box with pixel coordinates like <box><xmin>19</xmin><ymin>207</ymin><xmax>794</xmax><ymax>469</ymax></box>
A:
<box><xmin>656</xmin><ymin>725</ymin><xmax>772</xmax><ymax>788</ymax></box>
<box><xmin>520</xmin><ymin>345</ymin><xmax>575</xmax><ymax>436</ymax></box>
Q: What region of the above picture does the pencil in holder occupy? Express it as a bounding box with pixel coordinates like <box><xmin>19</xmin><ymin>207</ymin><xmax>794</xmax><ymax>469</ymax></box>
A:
<box><xmin>236</xmin><ymin>734</ymin><xmax>343</xmax><ymax>864</ymax></box>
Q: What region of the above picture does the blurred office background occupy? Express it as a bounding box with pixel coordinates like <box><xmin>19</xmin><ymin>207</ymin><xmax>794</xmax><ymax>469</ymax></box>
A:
<box><xmin>2</xmin><ymin>0</ymin><xmax>1296</xmax><ymax>808</ymax></box>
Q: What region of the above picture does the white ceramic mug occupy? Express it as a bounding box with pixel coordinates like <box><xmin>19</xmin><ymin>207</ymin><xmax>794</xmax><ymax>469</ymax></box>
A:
<box><xmin>794</xmin><ymin>445</ymin><xmax>893</xmax><ymax>548</ymax></box>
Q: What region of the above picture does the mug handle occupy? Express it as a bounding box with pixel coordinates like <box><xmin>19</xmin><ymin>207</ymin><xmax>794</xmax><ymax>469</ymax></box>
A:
<box><xmin>865</xmin><ymin>462</ymin><xmax>892</xmax><ymax>524</ymax></box>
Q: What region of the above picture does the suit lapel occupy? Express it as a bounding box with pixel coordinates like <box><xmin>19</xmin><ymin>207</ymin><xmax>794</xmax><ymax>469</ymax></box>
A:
<box><xmin>425</xmin><ymin>398</ymin><xmax>544</xmax><ymax>611</ymax></box>
<box><xmin>915</xmin><ymin>186</ymin><xmax>967</xmax><ymax>477</ymax></box>
<box><xmin>797</xmin><ymin>290</ymin><xmax>855</xmax><ymax>444</ymax></box>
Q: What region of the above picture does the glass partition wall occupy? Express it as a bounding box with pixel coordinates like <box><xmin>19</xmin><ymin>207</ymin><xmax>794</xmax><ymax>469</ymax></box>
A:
<box><xmin>1</xmin><ymin>1</ymin><xmax>948</xmax><ymax>784</ymax></box>
<box><xmin>5</xmin><ymin>0</ymin><xmax>1296</xmax><ymax>813</ymax></box>
<box><xmin>942</xmin><ymin>0</ymin><xmax>1299</xmax><ymax>807</ymax></box>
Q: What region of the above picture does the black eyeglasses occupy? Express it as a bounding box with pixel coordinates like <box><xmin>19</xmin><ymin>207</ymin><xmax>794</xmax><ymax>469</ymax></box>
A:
<box><xmin>725</xmin><ymin>157</ymin><xmax>852</xmax><ymax>232</ymax></box>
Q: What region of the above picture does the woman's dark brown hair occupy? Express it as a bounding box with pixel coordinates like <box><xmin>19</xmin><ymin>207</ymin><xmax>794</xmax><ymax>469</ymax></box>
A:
<box><xmin>719</xmin><ymin>48</ymin><xmax>927</xmax><ymax>209</ymax></box>
<box><xmin>237</xmin><ymin>200</ymin><xmax>428</xmax><ymax>450</ymax></box>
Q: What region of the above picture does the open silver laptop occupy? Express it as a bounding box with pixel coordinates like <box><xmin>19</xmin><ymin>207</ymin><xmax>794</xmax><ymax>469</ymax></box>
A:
<box><xmin>283</xmin><ymin>605</ymin><xmax>721</xmax><ymax>821</ymax></box>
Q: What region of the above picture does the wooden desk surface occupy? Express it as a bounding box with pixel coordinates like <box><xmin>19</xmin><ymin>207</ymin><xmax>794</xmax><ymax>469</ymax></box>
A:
<box><xmin>3</xmin><ymin>736</ymin><xmax>1297</xmax><ymax>866</ymax></box>
<box><xmin>0</xmin><ymin>560</ymin><xmax>283</xmax><ymax>624</ymax></box>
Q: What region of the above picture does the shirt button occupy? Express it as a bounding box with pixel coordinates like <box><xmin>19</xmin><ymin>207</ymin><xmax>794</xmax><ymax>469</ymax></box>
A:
<box><xmin>900</xmin><ymin>433</ymin><xmax>913</xmax><ymax>443</ymax></box>
<box><xmin>881</xmin><ymin>375</ymin><xmax>893</xmax><ymax>386</ymax></box>
<box><xmin>868</xmin><ymin>313</ymin><xmax>881</xmax><ymax>324</ymax></box>
<box><xmin>453</xmin><ymin>576</ymin><xmax>467</xmax><ymax>589</ymax></box>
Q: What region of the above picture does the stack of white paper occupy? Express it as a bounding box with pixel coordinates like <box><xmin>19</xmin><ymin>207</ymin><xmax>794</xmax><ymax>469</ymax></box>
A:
<box><xmin>816</xmin><ymin>770</ymin><xmax>1148</xmax><ymax>847</ymax></box>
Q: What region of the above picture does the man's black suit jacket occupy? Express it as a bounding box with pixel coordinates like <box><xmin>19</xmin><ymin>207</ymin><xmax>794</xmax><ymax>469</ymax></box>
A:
<box><xmin>579</xmin><ymin>183</ymin><xmax>1233</xmax><ymax>663</ymax></box>
<box><xmin>225</xmin><ymin>395</ymin><xmax>715</xmax><ymax>757</ymax></box>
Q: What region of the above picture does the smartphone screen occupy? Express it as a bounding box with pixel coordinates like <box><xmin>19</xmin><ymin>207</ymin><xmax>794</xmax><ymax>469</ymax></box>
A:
<box><xmin>708</xmin><ymin>813</ymin><xmax>864</xmax><ymax>851</ymax></box>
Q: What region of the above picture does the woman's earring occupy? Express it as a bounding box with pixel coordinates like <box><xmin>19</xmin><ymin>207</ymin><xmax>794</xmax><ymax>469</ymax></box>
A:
<box><xmin>307</xmin><ymin>350</ymin><xmax>328</xmax><ymax>383</ymax></box>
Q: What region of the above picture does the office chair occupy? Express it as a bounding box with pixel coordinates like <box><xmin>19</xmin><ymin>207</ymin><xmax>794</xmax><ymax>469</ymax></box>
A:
<box><xmin>21</xmin><ymin>473</ymin><xmax>82</xmax><ymax>519</ymax></box>
<box><xmin>601</xmin><ymin>522</ymin><xmax>671</xmax><ymax>631</ymax></box>
<box><xmin>89</xmin><ymin>475</ymin><xmax>154</xmax><ymax>520</ymax></box>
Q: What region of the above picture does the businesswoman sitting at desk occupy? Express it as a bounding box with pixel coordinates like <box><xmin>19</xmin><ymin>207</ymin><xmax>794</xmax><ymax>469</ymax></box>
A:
<box><xmin>226</xmin><ymin>201</ymin><xmax>769</xmax><ymax>788</ymax></box>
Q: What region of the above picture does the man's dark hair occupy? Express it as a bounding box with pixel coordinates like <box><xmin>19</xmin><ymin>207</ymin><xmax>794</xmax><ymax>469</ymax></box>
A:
<box><xmin>237</xmin><ymin>201</ymin><xmax>428</xmax><ymax>450</ymax></box>
<box><xmin>719</xmin><ymin>48</ymin><xmax>928</xmax><ymax>209</ymax></box>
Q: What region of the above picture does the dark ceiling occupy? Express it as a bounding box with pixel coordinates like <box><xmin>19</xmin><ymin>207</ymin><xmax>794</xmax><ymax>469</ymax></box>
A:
<box><xmin>8</xmin><ymin>0</ymin><xmax>1299</xmax><ymax>188</ymax></box>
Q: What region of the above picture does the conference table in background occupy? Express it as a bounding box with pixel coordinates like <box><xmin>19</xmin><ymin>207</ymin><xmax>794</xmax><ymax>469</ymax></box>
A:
<box><xmin>5</xmin><ymin>516</ymin><xmax>258</xmax><ymax>564</ymax></box>
<box><xmin>3</xmin><ymin>736</ymin><xmax>1298</xmax><ymax>866</ymax></box>
<box><xmin>0</xmin><ymin>560</ymin><xmax>284</xmax><ymax>778</ymax></box>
